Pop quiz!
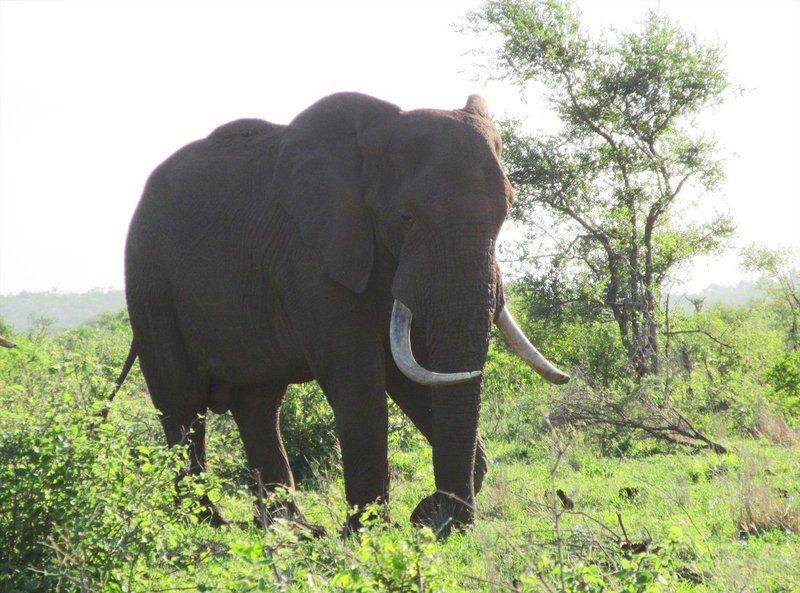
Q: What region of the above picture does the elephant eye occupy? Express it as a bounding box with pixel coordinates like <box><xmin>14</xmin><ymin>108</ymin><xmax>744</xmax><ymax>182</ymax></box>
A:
<box><xmin>399</xmin><ymin>211</ymin><xmax>414</xmax><ymax>227</ymax></box>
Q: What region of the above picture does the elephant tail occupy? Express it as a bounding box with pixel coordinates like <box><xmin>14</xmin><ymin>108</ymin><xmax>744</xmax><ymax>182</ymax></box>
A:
<box><xmin>101</xmin><ymin>341</ymin><xmax>137</xmax><ymax>419</ymax></box>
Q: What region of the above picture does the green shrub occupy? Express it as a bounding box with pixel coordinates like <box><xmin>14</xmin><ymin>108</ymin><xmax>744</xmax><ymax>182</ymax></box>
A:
<box><xmin>765</xmin><ymin>349</ymin><xmax>800</xmax><ymax>422</ymax></box>
<box><xmin>279</xmin><ymin>383</ymin><xmax>423</xmax><ymax>486</ymax></box>
<box><xmin>329</xmin><ymin>510</ymin><xmax>464</xmax><ymax>592</ymax></box>
<box><xmin>482</xmin><ymin>344</ymin><xmax>550</xmax><ymax>448</ymax></box>
<box><xmin>280</xmin><ymin>382</ymin><xmax>340</xmax><ymax>484</ymax></box>
<box><xmin>190</xmin><ymin>509</ymin><xmax>463</xmax><ymax>592</ymax></box>
<box><xmin>0</xmin><ymin>394</ymin><xmax>206</xmax><ymax>592</ymax></box>
<box><xmin>0</xmin><ymin>317</ymin><xmax>209</xmax><ymax>592</ymax></box>
<box><xmin>0</xmin><ymin>399</ymin><xmax>101</xmax><ymax>584</ymax></box>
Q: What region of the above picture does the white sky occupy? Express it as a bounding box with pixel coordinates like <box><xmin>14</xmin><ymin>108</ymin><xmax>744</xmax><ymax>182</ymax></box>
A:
<box><xmin>1</xmin><ymin>0</ymin><xmax>798</xmax><ymax>295</ymax></box>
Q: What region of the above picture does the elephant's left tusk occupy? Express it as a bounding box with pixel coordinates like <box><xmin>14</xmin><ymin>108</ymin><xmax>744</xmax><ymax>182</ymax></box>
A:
<box><xmin>495</xmin><ymin>307</ymin><xmax>570</xmax><ymax>385</ymax></box>
<box><xmin>389</xmin><ymin>300</ymin><xmax>482</xmax><ymax>387</ymax></box>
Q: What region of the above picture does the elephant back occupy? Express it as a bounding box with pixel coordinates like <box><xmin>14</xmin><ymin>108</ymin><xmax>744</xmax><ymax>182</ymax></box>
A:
<box><xmin>209</xmin><ymin>118</ymin><xmax>284</xmax><ymax>139</ymax></box>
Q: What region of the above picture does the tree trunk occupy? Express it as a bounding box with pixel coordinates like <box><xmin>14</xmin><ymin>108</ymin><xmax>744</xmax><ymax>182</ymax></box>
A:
<box><xmin>607</xmin><ymin>275</ymin><xmax>661</xmax><ymax>378</ymax></box>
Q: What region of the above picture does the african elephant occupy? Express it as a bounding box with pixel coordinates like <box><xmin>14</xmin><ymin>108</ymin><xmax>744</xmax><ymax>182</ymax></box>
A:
<box><xmin>114</xmin><ymin>92</ymin><xmax>569</xmax><ymax>536</ymax></box>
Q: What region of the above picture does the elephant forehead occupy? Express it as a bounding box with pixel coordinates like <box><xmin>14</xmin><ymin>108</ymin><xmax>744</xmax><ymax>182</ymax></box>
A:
<box><xmin>388</xmin><ymin>118</ymin><xmax>504</xmax><ymax>190</ymax></box>
<box><xmin>397</xmin><ymin>109</ymin><xmax>500</xmax><ymax>152</ymax></box>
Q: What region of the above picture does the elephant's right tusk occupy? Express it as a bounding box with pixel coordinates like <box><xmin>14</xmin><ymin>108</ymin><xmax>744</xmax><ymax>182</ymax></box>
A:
<box><xmin>389</xmin><ymin>300</ymin><xmax>482</xmax><ymax>387</ymax></box>
<box><xmin>495</xmin><ymin>307</ymin><xmax>570</xmax><ymax>384</ymax></box>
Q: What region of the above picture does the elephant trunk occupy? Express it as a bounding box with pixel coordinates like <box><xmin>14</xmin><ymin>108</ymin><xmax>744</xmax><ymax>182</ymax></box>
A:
<box><xmin>409</xmin><ymin>237</ymin><xmax>495</xmax><ymax>530</ymax></box>
<box><xmin>391</xmin><ymin>303</ymin><xmax>569</xmax><ymax>386</ymax></box>
<box><xmin>423</xmin><ymin>292</ymin><xmax>492</xmax><ymax>528</ymax></box>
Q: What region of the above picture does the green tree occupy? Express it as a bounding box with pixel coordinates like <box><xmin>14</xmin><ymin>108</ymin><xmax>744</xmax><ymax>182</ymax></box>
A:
<box><xmin>741</xmin><ymin>243</ymin><xmax>800</xmax><ymax>350</ymax></box>
<box><xmin>465</xmin><ymin>0</ymin><xmax>734</xmax><ymax>376</ymax></box>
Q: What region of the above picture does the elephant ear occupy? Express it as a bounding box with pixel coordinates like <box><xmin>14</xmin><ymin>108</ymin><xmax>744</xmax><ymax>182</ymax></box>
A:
<box><xmin>461</xmin><ymin>94</ymin><xmax>491</xmax><ymax>118</ymax></box>
<box><xmin>272</xmin><ymin>93</ymin><xmax>399</xmax><ymax>293</ymax></box>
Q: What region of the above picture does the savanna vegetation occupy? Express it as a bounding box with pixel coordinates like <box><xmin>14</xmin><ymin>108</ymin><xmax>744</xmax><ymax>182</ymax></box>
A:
<box><xmin>1</xmin><ymin>1</ymin><xmax>798</xmax><ymax>592</ymax></box>
<box><xmin>2</xmin><ymin>279</ymin><xmax>799</xmax><ymax>592</ymax></box>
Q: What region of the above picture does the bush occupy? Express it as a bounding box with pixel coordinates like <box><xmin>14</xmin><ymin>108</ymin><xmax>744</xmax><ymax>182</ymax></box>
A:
<box><xmin>765</xmin><ymin>349</ymin><xmax>800</xmax><ymax>422</ymax></box>
<box><xmin>0</xmin><ymin>394</ymin><xmax>206</xmax><ymax>592</ymax></box>
<box><xmin>663</xmin><ymin>302</ymin><xmax>787</xmax><ymax>436</ymax></box>
<box><xmin>280</xmin><ymin>382</ymin><xmax>340</xmax><ymax>484</ymax></box>
<box><xmin>208</xmin><ymin>508</ymin><xmax>463</xmax><ymax>593</ymax></box>
<box><xmin>328</xmin><ymin>511</ymin><xmax>464</xmax><ymax>592</ymax></box>
<box><xmin>280</xmin><ymin>383</ymin><xmax>423</xmax><ymax>486</ymax></box>
<box><xmin>0</xmin><ymin>316</ymin><xmax>211</xmax><ymax>592</ymax></box>
<box><xmin>482</xmin><ymin>343</ymin><xmax>551</xmax><ymax>448</ymax></box>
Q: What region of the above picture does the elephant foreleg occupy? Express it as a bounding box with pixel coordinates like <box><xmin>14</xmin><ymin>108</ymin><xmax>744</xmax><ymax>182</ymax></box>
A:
<box><xmin>313</xmin><ymin>338</ymin><xmax>389</xmax><ymax>534</ymax></box>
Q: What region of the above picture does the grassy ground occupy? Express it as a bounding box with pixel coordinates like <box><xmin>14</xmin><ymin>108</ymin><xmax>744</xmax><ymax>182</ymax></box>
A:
<box><xmin>1</xmin><ymin>317</ymin><xmax>798</xmax><ymax>592</ymax></box>
<box><xmin>188</xmin><ymin>429</ymin><xmax>800</xmax><ymax>592</ymax></box>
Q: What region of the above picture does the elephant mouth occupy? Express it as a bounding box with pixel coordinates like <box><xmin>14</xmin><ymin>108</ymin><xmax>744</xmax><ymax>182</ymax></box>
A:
<box><xmin>389</xmin><ymin>299</ymin><xmax>570</xmax><ymax>386</ymax></box>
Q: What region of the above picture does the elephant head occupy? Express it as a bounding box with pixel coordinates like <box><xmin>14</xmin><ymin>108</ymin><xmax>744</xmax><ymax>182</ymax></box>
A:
<box><xmin>273</xmin><ymin>92</ymin><xmax>568</xmax><ymax>531</ymax></box>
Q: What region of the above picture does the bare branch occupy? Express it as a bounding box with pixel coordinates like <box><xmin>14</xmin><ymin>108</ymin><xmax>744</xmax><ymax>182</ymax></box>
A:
<box><xmin>665</xmin><ymin>329</ymin><xmax>732</xmax><ymax>348</ymax></box>
<box><xmin>550</xmin><ymin>382</ymin><xmax>728</xmax><ymax>454</ymax></box>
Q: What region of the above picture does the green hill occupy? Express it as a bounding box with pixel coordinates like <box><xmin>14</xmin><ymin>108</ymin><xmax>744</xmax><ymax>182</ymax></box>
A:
<box><xmin>671</xmin><ymin>280</ymin><xmax>764</xmax><ymax>310</ymax></box>
<box><xmin>0</xmin><ymin>281</ymin><xmax>769</xmax><ymax>334</ymax></box>
<box><xmin>0</xmin><ymin>289</ymin><xmax>126</xmax><ymax>332</ymax></box>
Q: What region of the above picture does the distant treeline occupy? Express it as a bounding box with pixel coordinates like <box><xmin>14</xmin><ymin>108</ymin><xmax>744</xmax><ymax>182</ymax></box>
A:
<box><xmin>668</xmin><ymin>280</ymin><xmax>763</xmax><ymax>310</ymax></box>
<box><xmin>0</xmin><ymin>289</ymin><xmax>126</xmax><ymax>332</ymax></box>
<box><xmin>0</xmin><ymin>283</ymin><xmax>764</xmax><ymax>334</ymax></box>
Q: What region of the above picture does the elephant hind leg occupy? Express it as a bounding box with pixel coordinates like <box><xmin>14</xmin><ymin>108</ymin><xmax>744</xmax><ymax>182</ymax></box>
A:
<box><xmin>229</xmin><ymin>384</ymin><xmax>322</xmax><ymax>534</ymax></box>
<box><xmin>147</xmin><ymin>372</ymin><xmax>227</xmax><ymax>526</ymax></box>
<box><xmin>161</xmin><ymin>410</ymin><xmax>226</xmax><ymax>526</ymax></box>
<box><xmin>131</xmin><ymin>296</ymin><xmax>225</xmax><ymax>525</ymax></box>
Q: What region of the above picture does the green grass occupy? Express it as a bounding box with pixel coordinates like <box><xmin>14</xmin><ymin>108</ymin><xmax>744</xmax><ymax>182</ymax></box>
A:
<box><xmin>123</xmin><ymin>428</ymin><xmax>800</xmax><ymax>592</ymax></box>
<box><xmin>1</xmin><ymin>313</ymin><xmax>798</xmax><ymax>592</ymax></box>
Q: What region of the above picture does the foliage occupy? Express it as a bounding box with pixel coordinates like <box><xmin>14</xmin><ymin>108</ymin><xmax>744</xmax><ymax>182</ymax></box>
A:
<box><xmin>548</xmin><ymin>378</ymin><xmax>728</xmax><ymax>456</ymax></box>
<box><xmin>1</xmin><ymin>293</ymin><xmax>799</xmax><ymax>591</ymax></box>
<box><xmin>765</xmin><ymin>350</ymin><xmax>800</xmax><ymax>421</ymax></box>
<box><xmin>741</xmin><ymin>243</ymin><xmax>800</xmax><ymax>350</ymax></box>
<box><xmin>0</xmin><ymin>366</ymin><xmax>207</xmax><ymax>592</ymax></box>
<box><xmin>508</xmin><ymin>279</ymin><xmax>631</xmax><ymax>387</ymax></box>
<box><xmin>663</xmin><ymin>301</ymin><xmax>790</xmax><ymax>431</ymax></box>
<box><xmin>464</xmin><ymin>0</ymin><xmax>734</xmax><ymax>375</ymax></box>
<box><xmin>531</xmin><ymin>526</ymin><xmax>698</xmax><ymax>593</ymax></box>
<box><xmin>280</xmin><ymin>382</ymin><xmax>339</xmax><ymax>484</ymax></box>
<box><xmin>328</xmin><ymin>509</ymin><xmax>463</xmax><ymax>592</ymax></box>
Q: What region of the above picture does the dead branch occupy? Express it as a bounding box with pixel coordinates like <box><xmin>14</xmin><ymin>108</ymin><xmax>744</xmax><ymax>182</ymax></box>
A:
<box><xmin>548</xmin><ymin>382</ymin><xmax>728</xmax><ymax>454</ymax></box>
<box><xmin>665</xmin><ymin>329</ymin><xmax>732</xmax><ymax>348</ymax></box>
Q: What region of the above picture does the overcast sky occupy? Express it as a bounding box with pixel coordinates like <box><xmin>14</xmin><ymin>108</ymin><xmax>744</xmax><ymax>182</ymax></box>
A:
<box><xmin>1</xmin><ymin>0</ymin><xmax>798</xmax><ymax>295</ymax></box>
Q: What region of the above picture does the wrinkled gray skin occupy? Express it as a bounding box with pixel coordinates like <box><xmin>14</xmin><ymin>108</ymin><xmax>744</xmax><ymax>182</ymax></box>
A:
<box><xmin>126</xmin><ymin>92</ymin><xmax>512</xmax><ymax>535</ymax></box>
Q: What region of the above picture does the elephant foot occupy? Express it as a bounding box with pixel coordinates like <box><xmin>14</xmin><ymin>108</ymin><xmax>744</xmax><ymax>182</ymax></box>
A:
<box><xmin>341</xmin><ymin>505</ymin><xmax>393</xmax><ymax>538</ymax></box>
<box><xmin>293</xmin><ymin>518</ymin><xmax>328</xmax><ymax>540</ymax></box>
<box><xmin>410</xmin><ymin>492</ymin><xmax>474</xmax><ymax>538</ymax></box>
<box><xmin>197</xmin><ymin>497</ymin><xmax>228</xmax><ymax>528</ymax></box>
<box><xmin>253</xmin><ymin>501</ymin><xmax>326</xmax><ymax>539</ymax></box>
<box><xmin>341</xmin><ymin>513</ymin><xmax>364</xmax><ymax>538</ymax></box>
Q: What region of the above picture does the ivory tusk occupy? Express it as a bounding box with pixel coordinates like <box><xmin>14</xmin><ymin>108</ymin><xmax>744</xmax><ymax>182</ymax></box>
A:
<box><xmin>389</xmin><ymin>300</ymin><xmax>482</xmax><ymax>387</ymax></box>
<box><xmin>495</xmin><ymin>307</ymin><xmax>570</xmax><ymax>384</ymax></box>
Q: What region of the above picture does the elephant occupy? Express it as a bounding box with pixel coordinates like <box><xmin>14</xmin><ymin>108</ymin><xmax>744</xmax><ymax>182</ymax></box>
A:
<box><xmin>113</xmin><ymin>92</ymin><xmax>569</xmax><ymax>536</ymax></box>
